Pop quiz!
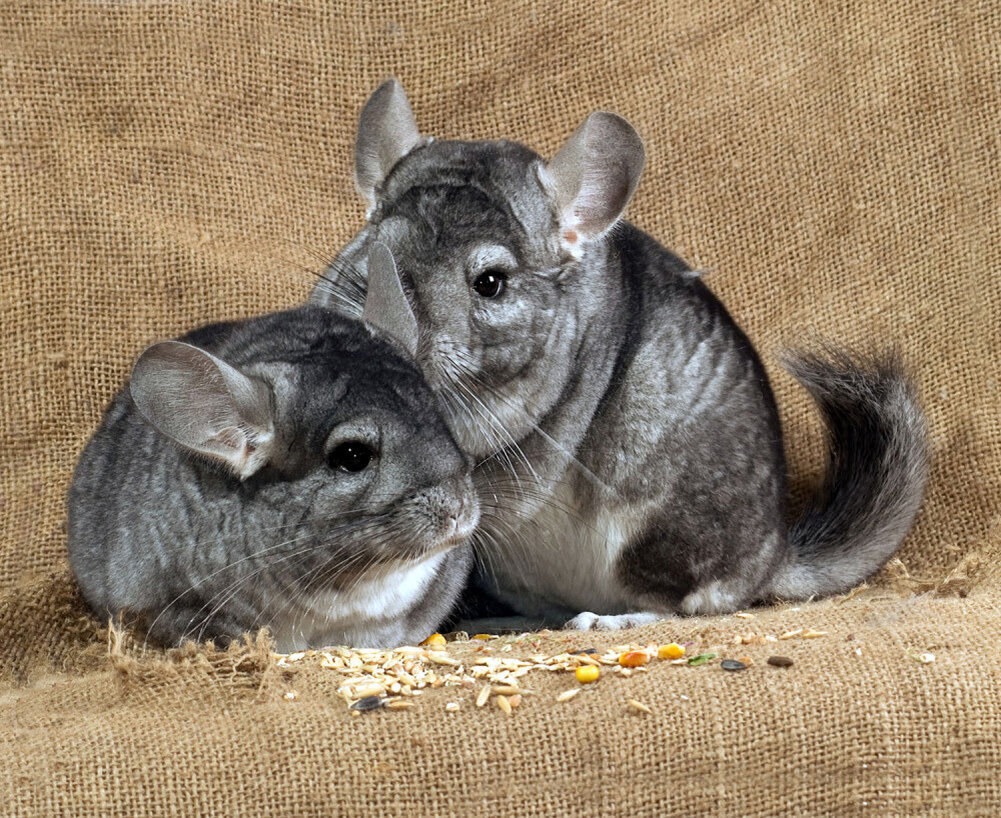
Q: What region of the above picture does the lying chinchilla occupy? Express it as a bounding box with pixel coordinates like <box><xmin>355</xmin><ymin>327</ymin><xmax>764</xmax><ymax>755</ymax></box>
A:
<box><xmin>311</xmin><ymin>80</ymin><xmax>928</xmax><ymax>630</ymax></box>
<box><xmin>68</xmin><ymin>244</ymin><xmax>479</xmax><ymax>650</ymax></box>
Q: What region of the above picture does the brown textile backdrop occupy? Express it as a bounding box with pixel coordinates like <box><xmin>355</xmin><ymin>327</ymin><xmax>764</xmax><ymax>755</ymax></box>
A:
<box><xmin>1</xmin><ymin>1</ymin><xmax>998</xmax><ymax>815</ymax></box>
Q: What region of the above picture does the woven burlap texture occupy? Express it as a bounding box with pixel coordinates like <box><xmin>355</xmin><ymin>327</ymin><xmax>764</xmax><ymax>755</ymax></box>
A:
<box><xmin>1</xmin><ymin>1</ymin><xmax>998</xmax><ymax>815</ymax></box>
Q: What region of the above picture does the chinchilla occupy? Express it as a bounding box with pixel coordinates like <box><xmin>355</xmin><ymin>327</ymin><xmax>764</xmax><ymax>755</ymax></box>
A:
<box><xmin>310</xmin><ymin>80</ymin><xmax>928</xmax><ymax>630</ymax></box>
<box><xmin>68</xmin><ymin>244</ymin><xmax>479</xmax><ymax>650</ymax></box>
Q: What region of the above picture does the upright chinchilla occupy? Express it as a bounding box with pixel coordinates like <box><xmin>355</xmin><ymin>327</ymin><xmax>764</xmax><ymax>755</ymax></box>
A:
<box><xmin>311</xmin><ymin>80</ymin><xmax>929</xmax><ymax>630</ymax></box>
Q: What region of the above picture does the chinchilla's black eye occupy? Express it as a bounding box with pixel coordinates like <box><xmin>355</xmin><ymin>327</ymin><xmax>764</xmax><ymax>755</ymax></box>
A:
<box><xmin>472</xmin><ymin>269</ymin><xmax>507</xmax><ymax>298</ymax></box>
<box><xmin>327</xmin><ymin>441</ymin><xmax>374</xmax><ymax>473</ymax></box>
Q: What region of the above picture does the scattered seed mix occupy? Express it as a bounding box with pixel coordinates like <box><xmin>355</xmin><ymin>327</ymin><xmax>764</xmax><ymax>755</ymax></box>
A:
<box><xmin>271</xmin><ymin>623</ymin><xmax>838</xmax><ymax>714</ymax></box>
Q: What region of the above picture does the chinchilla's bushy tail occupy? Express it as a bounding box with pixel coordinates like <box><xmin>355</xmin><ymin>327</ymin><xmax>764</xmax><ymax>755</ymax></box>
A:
<box><xmin>768</xmin><ymin>347</ymin><xmax>929</xmax><ymax>600</ymax></box>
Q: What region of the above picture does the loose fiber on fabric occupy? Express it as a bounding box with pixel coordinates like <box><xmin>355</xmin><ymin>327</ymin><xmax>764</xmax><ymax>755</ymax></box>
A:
<box><xmin>1</xmin><ymin>1</ymin><xmax>998</xmax><ymax>815</ymax></box>
<box><xmin>4</xmin><ymin>593</ymin><xmax>1001</xmax><ymax>816</ymax></box>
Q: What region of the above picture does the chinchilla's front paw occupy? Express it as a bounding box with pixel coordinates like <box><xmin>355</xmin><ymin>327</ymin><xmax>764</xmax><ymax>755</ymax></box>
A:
<box><xmin>563</xmin><ymin>611</ymin><xmax>666</xmax><ymax>631</ymax></box>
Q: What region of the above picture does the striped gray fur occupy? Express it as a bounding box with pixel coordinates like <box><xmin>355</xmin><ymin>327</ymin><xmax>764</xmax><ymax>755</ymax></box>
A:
<box><xmin>311</xmin><ymin>81</ymin><xmax>929</xmax><ymax>629</ymax></box>
<box><xmin>70</xmin><ymin>251</ymin><xmax>478</xmax><ymax>649</ymax></box>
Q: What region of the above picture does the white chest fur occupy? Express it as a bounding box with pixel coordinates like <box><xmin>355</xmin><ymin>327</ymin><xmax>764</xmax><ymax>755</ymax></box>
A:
<box><xmin>484</xmin><ymin>479</ymin><xmax>643</xmax><ymax>618</ymax></box>
<box><xmin>269</xmin><ymin>554</ymin><xmax>445</xmax><ymax>652</ymax></box>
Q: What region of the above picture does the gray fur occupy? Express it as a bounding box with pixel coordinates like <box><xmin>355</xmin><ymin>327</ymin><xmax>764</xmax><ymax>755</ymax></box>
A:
<box><xmin>354</xmin><ymin>78</ymin><xmax>425</xmax><ymax>210</ymax></box>
<box><xmin>311</xmin><ymin>81</ymin><xmax>929</xmax><ymax>628</ymax></box>
<box><xmin>541</xmin><ymin>111</ymin><xmax>645</xmax><ymax>242</ymax></box>
<box><xmin>130</xmin><ymin>341</ymin><xmax>275</xmax><ymax>480</ymax></box>
<box><xmin>69</xmin><ymin>252</ymin><xmax>478</xmax><ymax>650</ymax></box>
<box><xmin>770</xmin><ymin>348</ymin><xmax>929</xmax><ymax>598</ymax></box>
<box><xmin>362</xmin><ymin>241</ymin><xmax>419</xmax><ymax>356</ymax></box>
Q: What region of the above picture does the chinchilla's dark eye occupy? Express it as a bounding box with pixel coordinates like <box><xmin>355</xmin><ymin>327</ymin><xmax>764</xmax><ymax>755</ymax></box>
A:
<box><xmin>472</xmin><ymin>269</ymin><xmax>507</xmax><ymax>298</ymax></box>
<box><xmin>327</xmin><ymin>441</ymin><xmax>374</xmax><ymax>473</ymax></box>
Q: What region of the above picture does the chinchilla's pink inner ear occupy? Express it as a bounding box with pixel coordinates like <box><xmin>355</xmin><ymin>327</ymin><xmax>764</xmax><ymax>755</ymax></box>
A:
<box><xmin>130</xmin><ymin>341</ymin><xmax>275</xmax><ymax>480</ymax></box>
<box><xmin>363</xmin><ymin>242</ymin><xmax>419</xmax><ymax>357</ymax></box>
<box><xmin>355</xmin><ymin>78</ymin><xmax>423</xmax><ymax>211</ymax></box>
<box><xmin>539</xmin><ymin>112</ymin><xmax>645</xmax><ymax>256</ymax></box>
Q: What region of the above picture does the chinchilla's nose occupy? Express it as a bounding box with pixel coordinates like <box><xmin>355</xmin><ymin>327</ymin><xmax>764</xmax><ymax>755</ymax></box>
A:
<box><xmin>412</xmin><ymin>476</ymin><xmax>480</xmax><ymax>542</ymax></box>
<box><xmin>451</xmin><ymin>476</ymin><xmax>480</xmax><ymax>538</ymax></box>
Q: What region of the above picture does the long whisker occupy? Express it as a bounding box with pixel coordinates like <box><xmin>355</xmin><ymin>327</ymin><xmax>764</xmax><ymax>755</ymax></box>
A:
<box><xmin>147</xmin><ymin>511</ymin><xmax>392</xmax><ymax>648</ymax></box>
<box><xmin>211</xmin><ymin>513</ymin><xmax>400</xmax><ymax>641</ymax></box>
<box><xmin>466</xmin><ymin>370</ymin><xmax>614</xmax><ymax>497</ymax></box>
<box><xmin>263</xmin><ymin>515</ymin><xmax>400</xmax><ymax>636</ymax></box>
<box><xmin>452</xmin><ymin>378</ymin><xmax>541</xmax><ymax>485</ymax></box>
<box><xmin>141</xmin><ymin>502</ymin><xmax>395</xmax><ymax>640</ymax></box>
<box><xmin>256</xmin><ymin>546</ymin><xmax>374</xmax><ymax>644</ymax></box>
<box><xmin>432</xmin><ymin>347</ymin><xmax>537</xmax><ymax>486</ymax></box>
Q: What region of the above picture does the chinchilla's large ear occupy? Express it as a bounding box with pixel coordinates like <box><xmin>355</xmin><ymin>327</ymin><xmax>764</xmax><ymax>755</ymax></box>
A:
<box><xmin>130</xmin><ymin>341</ymin><xmax>275</xmax><ymax>480</ymax></box>
<box><xmin>363</xmin><ymin>242</ymin><xmax>419</xmax><ymax>357</ymax></box>
<box><xmin>539</xmin><ymin>112</ymin><xmax>645</xmax><ymax>255</ymax></box>
<box><xmin>355</xmin><ymin>79</ymin><xmax>423</xmax><ymax>210</ymax></box>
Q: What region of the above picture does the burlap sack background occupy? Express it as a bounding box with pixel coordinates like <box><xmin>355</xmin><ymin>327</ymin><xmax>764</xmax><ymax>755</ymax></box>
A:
<box><xmin>1</xmin><ymin>1</ymin><xmax>998</xmax><ymax>815</ymax></box>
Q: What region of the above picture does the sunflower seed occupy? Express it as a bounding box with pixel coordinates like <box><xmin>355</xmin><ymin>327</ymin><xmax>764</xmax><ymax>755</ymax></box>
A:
<box><xmin>350</xmin><ymin>696</ymin><xmax>384</xmax><ymax>712</ymax></box>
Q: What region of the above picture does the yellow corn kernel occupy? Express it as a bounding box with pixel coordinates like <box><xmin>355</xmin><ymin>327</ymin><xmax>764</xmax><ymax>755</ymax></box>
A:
<box><xmin>618</xmin><ymin>650</ymin><xmax>650</xmax><ymax>667</ymax></box>
<box><xmin>575</xmin><ymin>665</ymin><xmax>600</xmax><ymax>683</ymax></box>
<box><xmin>420</xmin><ymin>633</ymin><xmax>447</xmax><ymax>648</ymax></box>
<box><xmin>657</xmin><ymin>643</ymin><xmax>685</xmax><ymax>660</ymax></box>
